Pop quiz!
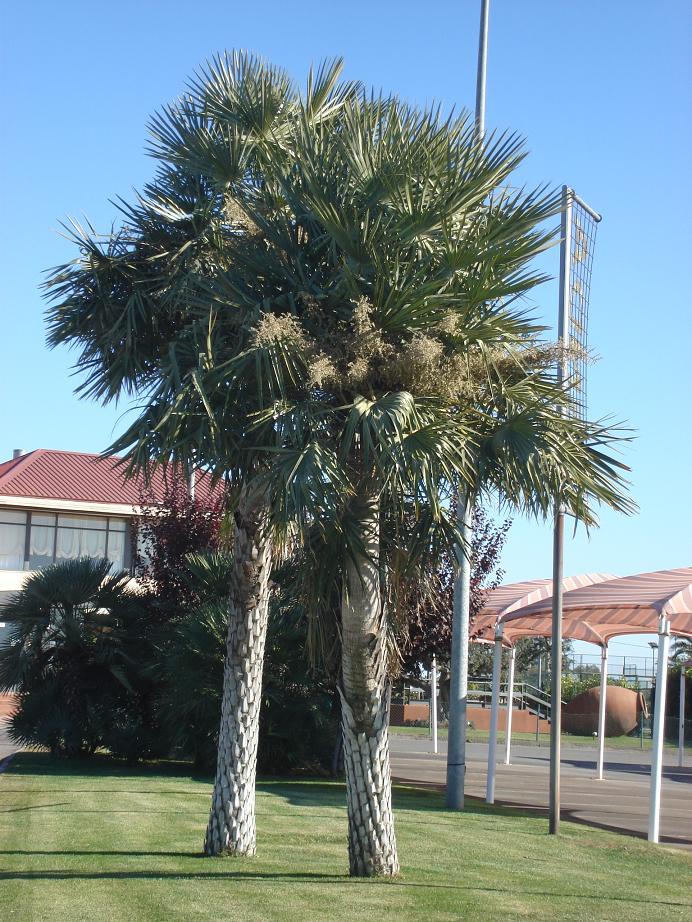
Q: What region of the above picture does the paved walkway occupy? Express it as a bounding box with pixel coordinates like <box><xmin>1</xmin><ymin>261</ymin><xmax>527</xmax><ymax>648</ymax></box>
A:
<box><xmin>390</xmin><ymin>735</ymin><xmax>692</xmax><ymax>849</ymax></box>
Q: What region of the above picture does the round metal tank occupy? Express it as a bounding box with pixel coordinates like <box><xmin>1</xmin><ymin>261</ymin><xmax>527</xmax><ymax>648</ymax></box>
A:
<box><xmin>562</xmin><ymin>684</ymin><xmax>646</xmax><ymax>737</ymax></box>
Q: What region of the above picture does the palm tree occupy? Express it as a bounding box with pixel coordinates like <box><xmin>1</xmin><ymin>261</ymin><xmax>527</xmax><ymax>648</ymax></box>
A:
<box><xmin>45</xmin><ymin>53</ymin><xmax>357</xmax><ymax>857</ymax></box>
<box><xmin>210</xmin><ymin>96</ymin><xmax>633</xmax><ymax>876</ymax></box>
<box><xmin>0</xmin><ymin>558</ymin><xmax>143</xmax><ymax>757</ymax></box>
<box><xmin>46</xmin><ymin>54</ymin><xmax>634</xmax><ymax>876</ymax></box>
<box><xmin>671</xmin><ymin>638</ymin><xmax>692</xmax><ymax>664</ymax></box>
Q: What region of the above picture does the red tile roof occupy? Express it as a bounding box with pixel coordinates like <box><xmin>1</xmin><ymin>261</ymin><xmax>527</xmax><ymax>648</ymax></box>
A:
<box><xmin>0</xmin><ymin>449</ymin><xmax>223</xmax><ymax>507</ymax></box>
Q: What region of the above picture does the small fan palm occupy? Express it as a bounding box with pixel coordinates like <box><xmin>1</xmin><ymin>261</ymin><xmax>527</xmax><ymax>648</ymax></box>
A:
<box><xmin>0</xmin><ymin>558</ymin><xmax>142</xmax><ymax>756</ymax></box>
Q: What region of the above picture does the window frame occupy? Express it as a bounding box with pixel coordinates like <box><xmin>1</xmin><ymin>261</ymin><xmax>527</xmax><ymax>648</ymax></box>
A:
<box><xmin>0</xmin><ymin>507</ymin><xmax>132</xmax><ymax>573</ymax></box>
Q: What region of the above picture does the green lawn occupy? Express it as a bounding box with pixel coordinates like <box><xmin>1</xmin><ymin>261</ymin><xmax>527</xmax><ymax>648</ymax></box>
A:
<box><xmin>389</xmin><ymin>724</ymin><xmax>688</xmax><ymax>750</ymax></box>
<box><xmin>1</xmin><ymin>754</ymin><xmax>691</xmax><ymax>922</ymax></box>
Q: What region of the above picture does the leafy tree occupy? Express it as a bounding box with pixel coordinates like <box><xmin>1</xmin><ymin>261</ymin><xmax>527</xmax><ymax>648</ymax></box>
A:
<box><xmin>399</xmin><ymin>506</ymin><xmax>509</xmax><ymax>678</ymax></box>
<box><xmin>467</xmin><ymin>636</ymin><xmax>573</xmax><ymax>684</ymax></box>
<box><xmin>45</xmin><ymin>52</ymin><xmax>634</xmax><ymax>878</ymax></box>
<box><xmin>136</xmin><ymin>473</ymin><xmax>227</xmax><ymax>613</ymax></box>
<box><xmin>548</xmin><ymin>672</ymin><xmax>639</xmax><ymax>704</ymax></box>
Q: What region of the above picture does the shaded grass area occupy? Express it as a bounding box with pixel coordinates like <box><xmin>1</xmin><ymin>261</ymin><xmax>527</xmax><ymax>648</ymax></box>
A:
<box><xmin>1</xmin><ymin>754</ymin><xmax>691</xmax><ymax>922</ymax></box>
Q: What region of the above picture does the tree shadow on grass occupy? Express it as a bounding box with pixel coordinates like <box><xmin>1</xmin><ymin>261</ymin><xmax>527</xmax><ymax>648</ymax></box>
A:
<box><xmin>0</xmin><ymin>868</ymin><xmax>689</xmax><ymax>908</ymax></box>
<box><xmin>0</xmin><ymin>802</ymin><xmax>71</xmax><ymax>813</ymax></box>
<box><xmin>558</xmin><ymin>807</ymin><xmax>692</xmax><ymax>847</ymax></box>
<box><xmin>4</xmin><ymin>754</ymin><xmax>350</xmax><ymax>808</ymax></box>
<box><xmin>4</xmin><ymin>753</ymin><xmax>214</xmax><ymax>783</ymax></box>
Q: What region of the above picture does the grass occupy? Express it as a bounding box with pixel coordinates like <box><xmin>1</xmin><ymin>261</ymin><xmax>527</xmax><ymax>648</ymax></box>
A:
<box><xmin>389</xmin><ymin>724</ymin><xmax>689</xmax><ymax>750</ymax></box>
<box><xmin>1</xmin><ymin>755</ymin><xmax>691</xmax><ymax>921</ymax></box>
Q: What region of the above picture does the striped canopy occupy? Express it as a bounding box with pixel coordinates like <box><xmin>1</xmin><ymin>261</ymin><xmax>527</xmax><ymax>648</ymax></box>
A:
<box><xmin>474</xmin><ymin>568</ymin><xmax>692</xmax><ymax>647</ymax></box>
<box><xmin>473</xmin><ymin>573</ymin><xmax>616</xmax><ymax>645</ymax></box>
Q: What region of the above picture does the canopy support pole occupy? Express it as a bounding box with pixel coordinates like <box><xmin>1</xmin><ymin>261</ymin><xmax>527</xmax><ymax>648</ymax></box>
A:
<box><xmin>486</xmin><ymin>626</ymin><xmax>503</xmax><ymax>804</ymax></box>
<box><xmin>504</xmin><ymin>646</ymin><xmax>516</xmax><ymax>765</ymax></box>
<box><xmin>679</xmin><ymin>665</ymin><xmax>686</xmax><ymax>769</ymax></box>
<box><xmin>648</xmin><ymin>617</ymin><xmax>671</xmax><ymax>843</ymax></box>
<box><xmin>597</xmin><ymin>644</ymin><xmax>608</xmax><ymax>780</ymax></box>
<box><xmin>431</xmin><ymin>655</ymin><xmax>438</xmax><ymax>755</ymax></box>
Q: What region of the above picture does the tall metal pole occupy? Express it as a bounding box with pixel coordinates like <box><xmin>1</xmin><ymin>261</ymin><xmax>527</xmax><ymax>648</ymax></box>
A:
<box><xmin>549</xmin><ymin>185</ymin><xmax>572</xmax><ymax>836</ymax></box>
<box><xmin>447</xmin><ymin>496</ymin><xmax>472</xmax><ymax>807</ymax></box>
<box><xmin>475</xmin><ymin>0</ymin><xmax>490</xmax><ymax>138</ymax></box>
<box><xmin>549</xmin><ymin>511</ymin><xmax>564</xmax><ymax>834</ymax></box>
<box><xmin>431</xmin><ymin>655</ymin><xmax>439</xmax><ymax>755</ymax></box>
<box><xmin>446</xmin><ymin>0</ymin><xmax>490</xmax><ymax>811</ymax></box>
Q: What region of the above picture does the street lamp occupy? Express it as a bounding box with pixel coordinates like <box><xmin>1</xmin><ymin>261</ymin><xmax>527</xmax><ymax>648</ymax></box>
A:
<box><xmin>648</xmin><ymin>641</ymin><xmax>658</xmax><ymax>681</ymax></box>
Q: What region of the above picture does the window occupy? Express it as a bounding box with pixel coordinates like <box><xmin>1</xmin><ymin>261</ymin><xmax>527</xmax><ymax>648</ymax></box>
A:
<box><xmin>0</xmin><ymin>510</ymin><xmax>130</xmax><ymax>572</ymax></box>
<box><xmin>0</xmin><ymin>510</ymin><xmax>27</xmax><ymax>570</ymax></box>
<box><xmin>29</xmin><ymin>513</ymin><xmax>56</xmax><ymax>569</ymax></box>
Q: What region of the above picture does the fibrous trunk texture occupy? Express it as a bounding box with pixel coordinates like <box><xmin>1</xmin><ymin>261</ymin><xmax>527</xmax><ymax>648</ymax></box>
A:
<box><xmin>204</xmin><ymin>489</ymin><xmax>271</xmax><ymax>857</ymax></box>
<box><xmin>340</xmin><ymin>494</ymin><xmax>399</xmax><ymax>877</ymax></box>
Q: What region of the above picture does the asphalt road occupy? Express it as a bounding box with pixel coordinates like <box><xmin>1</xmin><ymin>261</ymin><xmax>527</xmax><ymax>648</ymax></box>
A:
<box><xmin>390</xmin><ymin>734</ymin><xmax>692</xmax><ymax>849</ymax></box>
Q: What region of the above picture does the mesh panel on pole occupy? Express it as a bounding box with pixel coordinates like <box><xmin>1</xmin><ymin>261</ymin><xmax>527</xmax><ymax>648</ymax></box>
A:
<box><xmin>550</xmin><ymin>187</ymin><xmax>601</xmax><ymax>835</ymax></box>
<box><xmin>563</xmin><ymin>195</ymin><xmax>600</xmax><ymax>420</ymax></box>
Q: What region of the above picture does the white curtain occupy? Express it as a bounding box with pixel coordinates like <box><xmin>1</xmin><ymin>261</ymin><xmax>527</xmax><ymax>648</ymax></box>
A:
<box><xmin>30</xmin><ymin>525</ymin><xmax>55</xmax><ymax>566</ymax></box>
<box><xmin>107</xmin><ymin>530</ymin><xmax>125</xmax><ymax>571</ymax></box>
<box><xmin>82</xmin><ymin>528</ymin><xmax>107</xmax><ymax>559</ymax></box>
<box><xmin>0</xmin><ymin>523</ymin><xmax>26</xmax><ymax>569</ymax></box>
<box><xmin>55</xmin><ymin>528</ymin><xmax>80</xmax><ymax>561</ymax></box>
<box><xmin>56</xmin><ymin>527</ymin><xmax>107</xmax><ymax>561</ymax></box>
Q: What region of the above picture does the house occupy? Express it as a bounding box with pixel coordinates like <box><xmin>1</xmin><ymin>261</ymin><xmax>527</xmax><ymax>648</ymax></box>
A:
<box><xmin>0</xmin><ymin>448</ymin><xmax>220</xmax><ymax>630</ymax></box>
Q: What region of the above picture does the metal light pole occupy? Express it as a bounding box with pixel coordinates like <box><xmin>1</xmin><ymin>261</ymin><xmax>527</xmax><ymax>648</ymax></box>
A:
<box><xmin>549</xmin><ymin>508</ymin><xmax>565</xmax><ymax>833</ymax></box>
<box><xmin>548</xmin><ymin>185</ymin><xmax>572</xmax><ymax>835</ymax></box>
<box><xmin>475</xmin><ymin>0</ymin><xmax>490</xmax><ymax>138</ymax></box>
<box><xmin>446</xmin><ymin>0</ymin><xmax>490</xmax><ymax>811</ymax></box>
<box><xmin>649</xmin><ymin>641</ymin><xmax>657</xmax><ymax>682</ymax></box>
<box><xmin>431</xmin><ymin>655</ymin><xmax>439</xmax><ymax>754</ymax></box>
<box><xmin>549</xmin><ymin>186</ymin><xmax>602</xmax><ymax>835</ymax></box>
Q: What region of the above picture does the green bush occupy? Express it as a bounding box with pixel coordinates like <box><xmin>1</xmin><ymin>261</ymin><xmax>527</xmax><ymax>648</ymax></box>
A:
<box><xmin>154</xmin><ymin>554</ymin><xmax>337</xmax><ymax>773</ymax></box>
<box><xmin>1</xmin><ymin>554</ymin><xmax>337</xmax><ymax>772</ymax></box>
<box><xmin>545</xmin><ymin>673</ymin><xmax>641</xmax><ymax>704</ymax></box>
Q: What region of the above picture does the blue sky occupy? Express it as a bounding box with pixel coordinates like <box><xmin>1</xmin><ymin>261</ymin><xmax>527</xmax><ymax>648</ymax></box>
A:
<box><xmin>1</xmin><ymin>1</ymin><xmax>690</xmax><ymax>667</ymax></box>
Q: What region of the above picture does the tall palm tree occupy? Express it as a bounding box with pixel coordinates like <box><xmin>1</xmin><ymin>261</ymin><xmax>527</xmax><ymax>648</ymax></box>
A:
<box><xmin>45</xmin><ymin>53</ymin><xmax>357</xmax><ymax>857</ymax></box>
<box><xmin>46</xmin><ymin>55</ymin><xmax>634</xmax><ymax>876</ymax></box>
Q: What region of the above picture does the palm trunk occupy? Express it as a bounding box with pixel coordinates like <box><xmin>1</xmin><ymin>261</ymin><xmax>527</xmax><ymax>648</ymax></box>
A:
<box><xmin>340</xmin><ymin>494</ymin><xmax>399</xmax><ymax>877</ymax></box>
<box><xmin>204</xmin><ymin>488</ymin><xmax>272</xmax><ymax>857</ymax></box>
